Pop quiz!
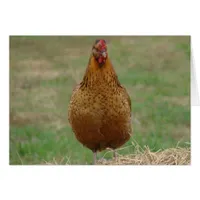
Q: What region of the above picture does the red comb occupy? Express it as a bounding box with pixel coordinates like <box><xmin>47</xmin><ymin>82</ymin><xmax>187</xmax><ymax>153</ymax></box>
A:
<box><xmin>99</xmin><ymin>39</ymin><xmax>106</xmax><ymax>45</ymax></box>
<box><xmin>99</xmin><ymin>40</ymin><xmax>106</xmax><ymax>49</ymax></box>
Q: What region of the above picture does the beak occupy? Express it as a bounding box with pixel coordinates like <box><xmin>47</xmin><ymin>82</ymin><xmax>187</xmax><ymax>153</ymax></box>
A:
<box><xmin>101</xmin><ymin>51</ymin><xmax>107</xmax><ymax>58</ymax></box>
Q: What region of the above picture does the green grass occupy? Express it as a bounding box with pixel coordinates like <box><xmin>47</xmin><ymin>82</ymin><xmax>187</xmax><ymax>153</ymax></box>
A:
<box><xmin>9</xmin><ymin>36</ymin><xmax>190</xmax><ymax>165</ymax></box>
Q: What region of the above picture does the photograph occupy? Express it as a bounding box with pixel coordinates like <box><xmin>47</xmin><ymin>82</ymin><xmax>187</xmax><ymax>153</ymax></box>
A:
<box><xmin>9</xmin><ymin>36</ymin><xmax>190</xmax><ymax>165</ymax></box>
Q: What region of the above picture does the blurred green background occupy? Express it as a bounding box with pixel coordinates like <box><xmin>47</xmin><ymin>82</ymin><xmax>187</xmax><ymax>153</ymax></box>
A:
<box><xmin>10</xmin><ymin>36</ymin><xmax>190</xmax><ymax>165</ymax></box>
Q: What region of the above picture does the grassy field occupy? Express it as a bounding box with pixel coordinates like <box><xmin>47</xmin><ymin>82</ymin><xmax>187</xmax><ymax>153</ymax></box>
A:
<box><xmin>9</xmin><ymin>36</ymin><xmax>190</xmax><ymax>165</ymax></box>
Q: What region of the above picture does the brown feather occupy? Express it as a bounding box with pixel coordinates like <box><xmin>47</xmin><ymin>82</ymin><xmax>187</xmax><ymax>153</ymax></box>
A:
<box><xmin>68</xmin><ymin>46</ymin><xmax>132</xmax><ymax>153</ymax></box>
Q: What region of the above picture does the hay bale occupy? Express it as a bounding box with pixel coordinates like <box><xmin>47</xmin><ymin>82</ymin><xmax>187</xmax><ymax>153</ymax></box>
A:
<box><xmin>97</xmin><ymin>147</ymin><xmax>191</xmax><ymax>165</ymax></box>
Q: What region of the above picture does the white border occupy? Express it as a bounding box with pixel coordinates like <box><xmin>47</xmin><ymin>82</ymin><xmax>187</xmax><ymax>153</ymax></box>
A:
<box><xmin>1</xmin><ymin>0</ymin><xmax>199</xmax><ymax>200</ymax></box>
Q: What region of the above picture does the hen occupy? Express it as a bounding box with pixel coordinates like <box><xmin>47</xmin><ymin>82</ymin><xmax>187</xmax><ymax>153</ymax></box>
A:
<box><xmin>68</xmin><ymin>39</ymin><xmax>132</xmax><ymax>164</ymax></box>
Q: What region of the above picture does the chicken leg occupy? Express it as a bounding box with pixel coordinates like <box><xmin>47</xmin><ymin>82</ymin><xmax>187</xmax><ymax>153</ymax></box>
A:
<box><xmin>113</xmin><ymin>150</ymin><xmax>117</xmax><ymax>159</ymax></box>
<box><xmin>93</xmin><ymin>151</ymin><xmax>97</xmax><ymax>165</ymax></box>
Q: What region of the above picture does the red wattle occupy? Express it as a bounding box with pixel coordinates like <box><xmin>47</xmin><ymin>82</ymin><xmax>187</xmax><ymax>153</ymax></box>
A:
<box><xmin>98</xmin><ymin>57</ymin><xmax>103</xmax><ymax>63</ymax></box>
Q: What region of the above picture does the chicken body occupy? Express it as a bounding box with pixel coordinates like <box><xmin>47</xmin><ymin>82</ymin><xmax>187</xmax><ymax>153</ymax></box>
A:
<box><xmin>68</xmin><ymin>40</ymin><xmax>132</xmax><ymax>164</ymax></box>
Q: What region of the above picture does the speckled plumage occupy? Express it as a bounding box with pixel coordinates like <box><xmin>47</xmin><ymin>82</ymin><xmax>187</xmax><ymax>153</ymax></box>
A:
<box><xmin>68</xmin><ymin>42</ymin><xmax>132</xmax><ymax>161</ymax></box>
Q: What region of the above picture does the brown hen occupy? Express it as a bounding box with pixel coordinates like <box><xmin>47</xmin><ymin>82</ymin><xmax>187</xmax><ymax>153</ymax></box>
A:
<box><xmin>68</xmin><ymin>39</ymin><xmax>132</xmax><ymax>164</ymax></box>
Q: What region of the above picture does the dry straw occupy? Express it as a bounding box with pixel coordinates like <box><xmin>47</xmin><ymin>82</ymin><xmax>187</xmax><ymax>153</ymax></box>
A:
<box><xmin>97</xmin><ymin>141</ymin><xmax>190</xmax><ymax>165</ymax></box>
<box><xmin>43</xmin><ymin>141</ymin><xmax>190</xmax><ymax>165</ymax></box>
